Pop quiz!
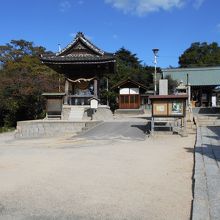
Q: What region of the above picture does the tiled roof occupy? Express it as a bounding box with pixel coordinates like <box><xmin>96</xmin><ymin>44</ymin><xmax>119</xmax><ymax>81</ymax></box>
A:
<box><xmin>57</xmin><ymin>32</ymin><xmax>104</xmax><ymax>56</ymax></box>
<box><xmin>162</xmin><ymin>66</ymin><xmax>220</xmax><ymax>86</ymax></box>
<box><xmin>41</xmin><ymin>32</ymin><xmax>115</xmax><ymax>64</ymax></box>
<box><xmin>41</xmin><ymin>54</ymin><xmax>115</xmax><ymax>63</ymax></box>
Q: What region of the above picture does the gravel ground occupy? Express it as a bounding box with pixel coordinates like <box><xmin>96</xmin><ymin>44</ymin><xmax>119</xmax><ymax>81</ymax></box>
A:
<box><xmin>0</xmin><ymin>131</ymin><xmax>195</xmax><ymax>220</ymax></box>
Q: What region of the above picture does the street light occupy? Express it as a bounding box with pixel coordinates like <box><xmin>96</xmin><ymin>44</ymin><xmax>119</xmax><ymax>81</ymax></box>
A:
<box><xmin>152</xmin><ymin>48</ymin><xmax>159</xmax><ymax>95</ymax></box>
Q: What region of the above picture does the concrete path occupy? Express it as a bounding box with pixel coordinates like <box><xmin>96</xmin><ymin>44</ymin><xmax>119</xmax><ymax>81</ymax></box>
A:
<box><xmin>192</xmin><ymin>126</ymin><xmax>220</xmax><ymax>220</ymax></box>
<box><xmin>77</xmin><ymin>121</ymin><xmax>149</xmax><ymax>141</ymax></box>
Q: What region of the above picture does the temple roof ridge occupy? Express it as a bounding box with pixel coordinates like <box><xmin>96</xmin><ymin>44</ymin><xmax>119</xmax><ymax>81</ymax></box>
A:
<box><xmin>56</xmin><ymin>32</ymin><xmax>105</xmax><ymax>57</ymax></box>
<box><xmin>40</xmin><ymin>32</ymin><xmax>115</xmax><ymax>65</ymax></box>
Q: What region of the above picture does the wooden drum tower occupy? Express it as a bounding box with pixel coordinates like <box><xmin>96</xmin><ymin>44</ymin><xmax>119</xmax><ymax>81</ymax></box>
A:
<box><xmin>40</xmin><ymin>32</ymin><xmax>116</xmax><ymax>106</ymax></box>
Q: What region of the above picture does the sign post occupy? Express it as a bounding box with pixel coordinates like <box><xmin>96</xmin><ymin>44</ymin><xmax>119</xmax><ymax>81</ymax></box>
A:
<box><xmin>42</xmin><ymin>93</ymin><xmax>65</xmax><ymax>119</ymax></box>
<box><xmin>149</xmin><ymin>95</ymin><xmax>188</xmax><ymax>136</ymax></box>
<box><xmin>89</xmin><ymin>97</ymin><xmax>99</xmax><ymax>120</ymax></box>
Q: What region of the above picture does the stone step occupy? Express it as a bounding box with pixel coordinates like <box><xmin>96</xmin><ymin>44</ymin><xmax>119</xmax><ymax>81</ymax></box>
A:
<box><xmin>114</xmin><ymin>109</ymin><xmax>144</xmax><ymax>115</ymax></box>
<box><xmin>197</xmin><ymin>118</ymin><xmax>219</xmax><ymax>122</ymax></box>
<box><xmin>194</xmin><ymin>115</ymin><xmax>220</xmax><ymax>126</ymax></box>
<box><xmin>197</xmin><ymin>121</ymin><xmax>220</xmax><ymax>126</ymax></box>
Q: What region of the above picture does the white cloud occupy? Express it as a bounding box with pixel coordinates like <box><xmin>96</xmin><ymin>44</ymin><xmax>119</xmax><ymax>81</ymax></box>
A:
<box><xmin>59</xmin><ymin>1</ymin><xmax>71</xmax><ymax>12</ymax></box>
<box><xmin>105</xmin><ymin>0</ymin><xmax>185</xmax><ymax>16</ymax></box>
<box><xmin>193</xmin><ymin>0</ymin><xmax>205</xmax><ymax>9</ymax></box>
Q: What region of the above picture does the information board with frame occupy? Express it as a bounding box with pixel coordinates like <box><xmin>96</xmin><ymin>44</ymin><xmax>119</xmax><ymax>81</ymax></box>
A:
<box><xmin>150</xmin><ymin>95</ymin><xmax>187</xmax><ymax>118</ymax></box>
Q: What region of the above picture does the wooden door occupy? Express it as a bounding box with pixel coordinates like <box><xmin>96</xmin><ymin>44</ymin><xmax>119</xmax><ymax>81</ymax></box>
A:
<box><xmin>119</xmin><ymin>95</ymin><xmax>140</xmax><ymax>109</ymax></box>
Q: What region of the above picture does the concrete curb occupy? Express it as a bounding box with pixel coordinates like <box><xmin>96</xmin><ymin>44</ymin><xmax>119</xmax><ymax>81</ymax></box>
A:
<box><xmin>192</xmin><ymin>126</ymin><xmax>220</xmax><ymax>220</ymax></box>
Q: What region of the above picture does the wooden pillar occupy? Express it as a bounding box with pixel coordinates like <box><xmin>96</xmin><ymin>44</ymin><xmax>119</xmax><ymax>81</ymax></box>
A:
<box><xmin>64</xmin><ymin>79</ymin><xmax>69</xmax><ymax>104</ymax></box>
<box><xmin>94</xmin><ymin>78</ymin><xmax>98</xmax><ymax>98</ymax></box>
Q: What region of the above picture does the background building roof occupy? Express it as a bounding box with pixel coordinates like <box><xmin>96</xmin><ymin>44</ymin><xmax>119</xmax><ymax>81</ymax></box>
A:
<box><xmin>162</xmin><ymin>66</ymin><xmax>220</xmax><ymax>86</ymax></box>
<box><xmin>112</xmin><ymin>78</ymin><xmax>148</xmax><ymax>90</ymax></box>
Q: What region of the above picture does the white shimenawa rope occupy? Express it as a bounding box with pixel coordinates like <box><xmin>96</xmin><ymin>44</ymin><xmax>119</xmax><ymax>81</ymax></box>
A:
<box><xmin>67</xmin><ymin>77</ymin><xmax>95</xmax><ymax>83</ymax></box>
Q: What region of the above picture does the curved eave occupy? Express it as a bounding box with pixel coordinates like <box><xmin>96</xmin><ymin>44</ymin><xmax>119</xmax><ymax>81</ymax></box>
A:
<box><xmin>41</xmin><ymin>59</ymin><xmax>116</xmax><ymax>65</ymax></box>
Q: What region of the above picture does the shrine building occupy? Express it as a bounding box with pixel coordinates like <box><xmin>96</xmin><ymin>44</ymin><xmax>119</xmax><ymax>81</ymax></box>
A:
<box><xmin>112</xmin><ymin>79</ymin><xmax>150</xmax><ymax>109</ymax></box>
<box><xmin>163</xmin><ymin>67</ymin><xmax>220</xmax><ymax>107</ymax></box>
<box><xmin>40</xmin><ymin>32</ymin><xmax>116</xmax><ymax>106</ymax></box>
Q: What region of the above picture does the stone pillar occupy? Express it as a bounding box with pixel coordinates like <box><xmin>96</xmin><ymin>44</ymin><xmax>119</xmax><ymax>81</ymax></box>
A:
<box><xmin>94</xmin><ymin>78</ymin><xmax>98</xmax><ymax>98</ymax></box>
<box><xmin>188</xmin><ymin>83</ymin><xmax>191</xmax><ymax>108</ymax></box>
<box><xmin>187</xmin><ymin>84</ymin><xmax>193</xmax><ymax>122</ymax></box>
<box><xmin>159</xmin><ymin>79</ymin><xmax>168</xmax><ymax>95</ymax></box>
<box><xmin>64</xmin><ymin>79</ymin><xmax>69</xmax><ymax>104</ymax></box>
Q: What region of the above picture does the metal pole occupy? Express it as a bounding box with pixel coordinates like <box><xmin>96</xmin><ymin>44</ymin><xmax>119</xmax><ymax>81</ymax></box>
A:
<box><xmin>154</xmin><ymin>56</ymin><xmax>157</xmax><ymax>95</ymax></box>
<box><xmin>152</xmin><ymin>49</ymin><xmax>159</xmax><ymax>95</ymax></box>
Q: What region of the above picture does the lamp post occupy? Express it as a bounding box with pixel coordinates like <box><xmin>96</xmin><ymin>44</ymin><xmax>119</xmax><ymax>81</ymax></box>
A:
<box><xmin>152</xmin><ymin>48</ymin><xmax>159</xmax><ymax>95</ymax></box>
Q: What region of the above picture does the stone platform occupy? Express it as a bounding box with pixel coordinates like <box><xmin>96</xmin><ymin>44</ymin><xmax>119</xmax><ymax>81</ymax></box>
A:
<box><xmin>15</xmin><ymin>120</ymin><xmax>102</xmax><ymax>138</ymax></box>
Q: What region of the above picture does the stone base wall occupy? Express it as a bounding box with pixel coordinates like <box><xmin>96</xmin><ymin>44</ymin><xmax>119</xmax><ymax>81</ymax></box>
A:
<box><xmin>15</xmin><ymin>120</ymin><xmax>101</xmax><ymax>138</ymax></box>
<box><xmin>62</xmin><ymin>106</ymin><xmax>71</xmax><ymax>120</ymax></box>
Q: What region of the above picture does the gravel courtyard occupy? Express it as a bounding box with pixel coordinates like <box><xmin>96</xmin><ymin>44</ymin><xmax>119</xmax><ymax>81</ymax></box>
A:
<box><xmin>0</xmin><ymin>131</ymin><xmax>195</xmax><ymax>220</ymax></box>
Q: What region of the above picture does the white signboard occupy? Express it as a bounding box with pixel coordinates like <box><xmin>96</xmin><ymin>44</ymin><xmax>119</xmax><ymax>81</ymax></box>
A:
<box><xmin>90</xmin><ymin>99</ymin><xmax>98</xmax><ymax>109</ymax></box>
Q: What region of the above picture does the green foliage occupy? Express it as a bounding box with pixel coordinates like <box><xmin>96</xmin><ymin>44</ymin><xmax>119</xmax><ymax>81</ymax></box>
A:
<box><xmin>115</xmin><ymin>47</ymin><xmax>141</xmax><ymax>68</ymax></box>
<box><xmin>0</xmin><ymin>40</ymin><xmax>64</xmax><ymax>128</ymax></box>
<box><xmin>108</xmin><ymin>47</ymin><xmax>154</xmax><ymax>87</ymax></box>
<box><xmin>0</xmin><ymin>39</ymin><xmax>47</xmax><ymax>65</ymax></box>
<box><xmin>179</xmin><ymin>42</ymin><xmax>220</xmax><ymax>67</ymax></box>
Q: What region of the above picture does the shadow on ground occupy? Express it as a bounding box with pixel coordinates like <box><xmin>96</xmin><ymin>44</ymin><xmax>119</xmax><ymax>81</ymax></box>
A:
<box><xmin>185</xmin><ymin>126</ymin><xmax>220</xmax><ymax>162</ymax></box>
<box><xmin>131</xmin><ymin>122</ymin><xmax>151</xmax><ymax>135</ymax></box>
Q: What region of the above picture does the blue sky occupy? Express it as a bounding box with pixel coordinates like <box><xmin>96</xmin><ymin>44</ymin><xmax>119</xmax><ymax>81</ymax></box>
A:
<box><xmin>1</xmin><ymin>0</ymin><xmax>220</xmax><ymax>67</ymax></box>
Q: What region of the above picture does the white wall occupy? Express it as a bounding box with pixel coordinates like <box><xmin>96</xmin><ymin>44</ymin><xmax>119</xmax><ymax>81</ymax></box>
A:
<box><xmin>119</xmin><ymin>88</ymin><xmax>139</xmax><ymax>95</ymax></box>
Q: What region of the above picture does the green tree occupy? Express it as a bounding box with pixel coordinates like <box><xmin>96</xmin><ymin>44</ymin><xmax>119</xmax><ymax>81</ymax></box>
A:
<box><xmin>109</xmin><ymin>47</ymin><xmax>154</xmax><ymax>86</ymax></box>
<box><xmin>115</xmin><ymin>47</ymin><xmax>141</xmax><ymax>68</ymax></box>
<box><xmin>179</xmin><ymin>42</ymin><xmax>220</xmax><ymax>67</ymax></box>
<box><xmin>0</xmin><ymin>40</ymin><xmax>63</xmax><ymax>128</ymax></box>
<box><xmin>100</xmin><ymin>47</ymin><xmax>155</xmax><ymax>110</ymax></box>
